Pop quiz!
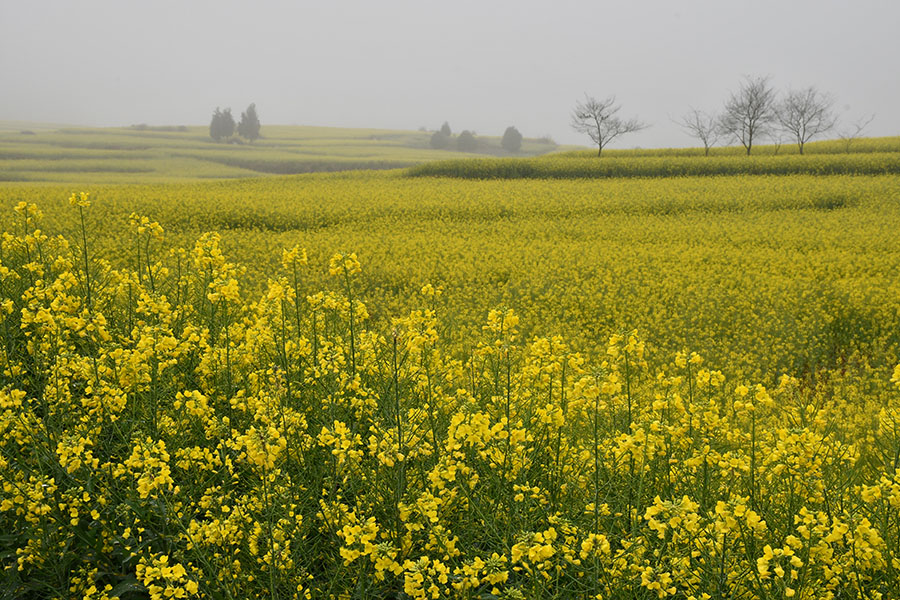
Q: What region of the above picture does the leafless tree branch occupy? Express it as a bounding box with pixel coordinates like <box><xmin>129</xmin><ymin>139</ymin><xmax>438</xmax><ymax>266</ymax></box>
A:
<box><xmin>838</xmin><ymin>114</ymin><xmax>875</xmax><ymax>152</ymax></box>
<box><xmin>776</xmin><ymin>87</ymin><xmax>837</xmax><ymax>154</ymax></box>
<box><xmin>571</xmin><ymin>95</ymin><xmax>647</xmax><ymax>157</ymax></box>
<box><xmin>718</xmin><ymin>76</ymin><xmax>777</xmax><ymax>155</ymax></box>
<box><xmin>676</xmin><ymin>108</ymin><xmax>720</xmax><ymax>156</ymax></box>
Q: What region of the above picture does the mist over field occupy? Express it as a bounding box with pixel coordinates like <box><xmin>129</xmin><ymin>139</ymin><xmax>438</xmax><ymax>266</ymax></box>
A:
<box><xmin>1</xmin><ymin>0</ymin><xmax>899</xmax><ymax>147</ymax></box>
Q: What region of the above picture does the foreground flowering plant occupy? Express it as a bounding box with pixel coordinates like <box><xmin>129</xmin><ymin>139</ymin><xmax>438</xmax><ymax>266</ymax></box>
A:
<box><xmin>1</xmin><ymin>197</ymin><xmax>899</xmax><ymax>599</ymax></box>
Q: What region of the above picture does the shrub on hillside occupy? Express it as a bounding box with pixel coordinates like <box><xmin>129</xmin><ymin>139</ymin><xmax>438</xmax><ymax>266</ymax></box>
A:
<box><xmin>502</xmin><ymin>126</ymin><xmax>523</xmax><ymax>153</ymax></box>
<box><xmin>430</xmin><ymin>130</ymin><xmax>451</xmax><ymax>150</ymax></box>
<box><xmin>457</xmin><ymin>130</ymin><xmax>478</xmax><ymax>152</ymax></box>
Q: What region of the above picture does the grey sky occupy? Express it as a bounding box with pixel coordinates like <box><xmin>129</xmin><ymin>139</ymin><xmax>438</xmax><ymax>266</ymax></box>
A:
<box><xmin>2</xmin><ymin>0</ymin><xmax>898</xmax><ymax>148</ymax></box>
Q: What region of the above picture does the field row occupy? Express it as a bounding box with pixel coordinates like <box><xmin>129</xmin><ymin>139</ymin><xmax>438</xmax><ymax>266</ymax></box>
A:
<box><xmin>408</xmin><ymin>151</ymin><xmax>900</xmax><ymax>180</ymax></box>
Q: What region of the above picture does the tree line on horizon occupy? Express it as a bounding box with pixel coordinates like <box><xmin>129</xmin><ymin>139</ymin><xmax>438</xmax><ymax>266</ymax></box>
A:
<box><xmin>429</xmin><ymin>122</ymin><xmax>529</xmax><ymax>154</ymax></box>
<box><xmin>204</xmin><ymin>78</ymin><xmax>875</xmax><ymax>156</ymax></box>
<box><xmin>571</xmin><ymin>76</ymin><xmax>875</xmax><ymax>156</ymax></box>
<box><xmin>210</xmin><ymin>104</ymin><xmax>261</xmax><ymax>142</ymax></box>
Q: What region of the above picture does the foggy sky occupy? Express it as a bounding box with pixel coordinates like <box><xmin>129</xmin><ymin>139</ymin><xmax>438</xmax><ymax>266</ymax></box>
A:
<box><xmin>2</xmin><ymin>0</ymin><xmax>899</xmax><ymax>148</ymax></box>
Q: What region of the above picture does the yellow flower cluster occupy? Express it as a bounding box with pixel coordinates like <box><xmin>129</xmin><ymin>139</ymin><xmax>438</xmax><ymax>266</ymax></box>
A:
<box><xmin>328</xmin><ymin>251</ymin><xmax>361</xmax><ymax>277</ymax></box>
<box><xmin>136</xmin><ymin>555</ymin><xmax>199</xmax><ymax>600</ymax></box>
<box><xmin>119</xmin><ymin>437</ymin><xmax>176</xmax><ymax>499</ymax></box>
<box><xmin>68</xmin><ymin>191</ymin><xmax>91</xmax><ymax>208</ymax></box>
<box><xmin>129</xmin><ymin>212</ymin><xmax>164</xmax><ymax>240</ymax></box>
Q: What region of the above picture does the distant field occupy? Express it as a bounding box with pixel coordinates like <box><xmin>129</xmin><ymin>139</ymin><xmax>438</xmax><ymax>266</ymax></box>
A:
<box><xmin>409</xmin><ymin>137</ymin><xmax>900</xmax><ymax>179</ymax></box>
<box><xmin>0</xmin><ymin>123</ymin><xmax>562</xmax><ymax>183</ymax></box>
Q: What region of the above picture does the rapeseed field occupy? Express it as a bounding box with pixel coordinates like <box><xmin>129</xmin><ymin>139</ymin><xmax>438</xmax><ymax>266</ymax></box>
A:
<box><xmin>1</xmin><ymin>149</ymin><xmax>900</xmax><ymax>598</ymax></box>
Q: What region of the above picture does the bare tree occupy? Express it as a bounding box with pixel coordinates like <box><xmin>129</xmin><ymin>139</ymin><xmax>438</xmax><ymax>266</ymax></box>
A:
<box><xmin>719</xmin><ymin>76</ymin><xmax>777</xmax><ymax>155</ymax></box>
<box><xmin>838</xmin><ymin>114</ymin><xmax>875</xmax><ymax>152</ymax></box>
<box><xmin>776</xmin><ymin>87</ymin><xmax>837</xmax><ymax>154</ymax></box>
<box><xmin>571</xmin><ymin>95</ymin><xmax>647</xmax><ymax>157</ymax></box>
<box><xmin>677</xmin><ymin>108</ymin><xmax>720</xmax><ymax>156</ymax></box>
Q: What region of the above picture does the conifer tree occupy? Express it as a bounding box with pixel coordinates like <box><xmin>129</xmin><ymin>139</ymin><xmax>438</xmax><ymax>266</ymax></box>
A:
<box><xmin>237</xmin><ymin>103</ymin><xmax>261</xmax><ymax>142</ymax></box>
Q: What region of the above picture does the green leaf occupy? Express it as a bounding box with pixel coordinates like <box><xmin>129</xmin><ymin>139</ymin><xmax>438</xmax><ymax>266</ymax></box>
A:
<box><xmin>109</xmin><ymin>579</ymin><xmax>145</xmax><ymax>598</ymax></box>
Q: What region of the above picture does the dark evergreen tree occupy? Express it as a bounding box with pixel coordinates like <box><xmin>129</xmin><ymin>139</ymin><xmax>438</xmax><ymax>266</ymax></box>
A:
<box><xmin>440</xmin><ymin>121</ymin><xmax>452</xmax><ymax>136</ymax></box>
<box><xmin>221</xmin><ymin>108</ymin><xmax>235</xmax><ymax>139</ymax></box>
<box><xmin>209</xmin><ymin>107</ymin><xmax>235</xmax><ymax>141</ymax></box>
<box><xmin>237</xmin><ymin>103</ymin><xmax>261</xmax><ymax>142</ymax></box>
<box><xmin>209</xmin><ymin>108</ymin><xmax>224</xmax><ymax>141</ymax></box>
<box><xmin>501</xmin><ymin>126</ymin><xmax>523</xmax><ymax>153</ymax></box>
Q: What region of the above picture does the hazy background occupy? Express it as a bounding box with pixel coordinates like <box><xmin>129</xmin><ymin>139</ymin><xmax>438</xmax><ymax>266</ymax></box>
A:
<box><xmin>2</xmin><ymin>0</ymin><xmax>898</xmax><ymax>148</ymax></box>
